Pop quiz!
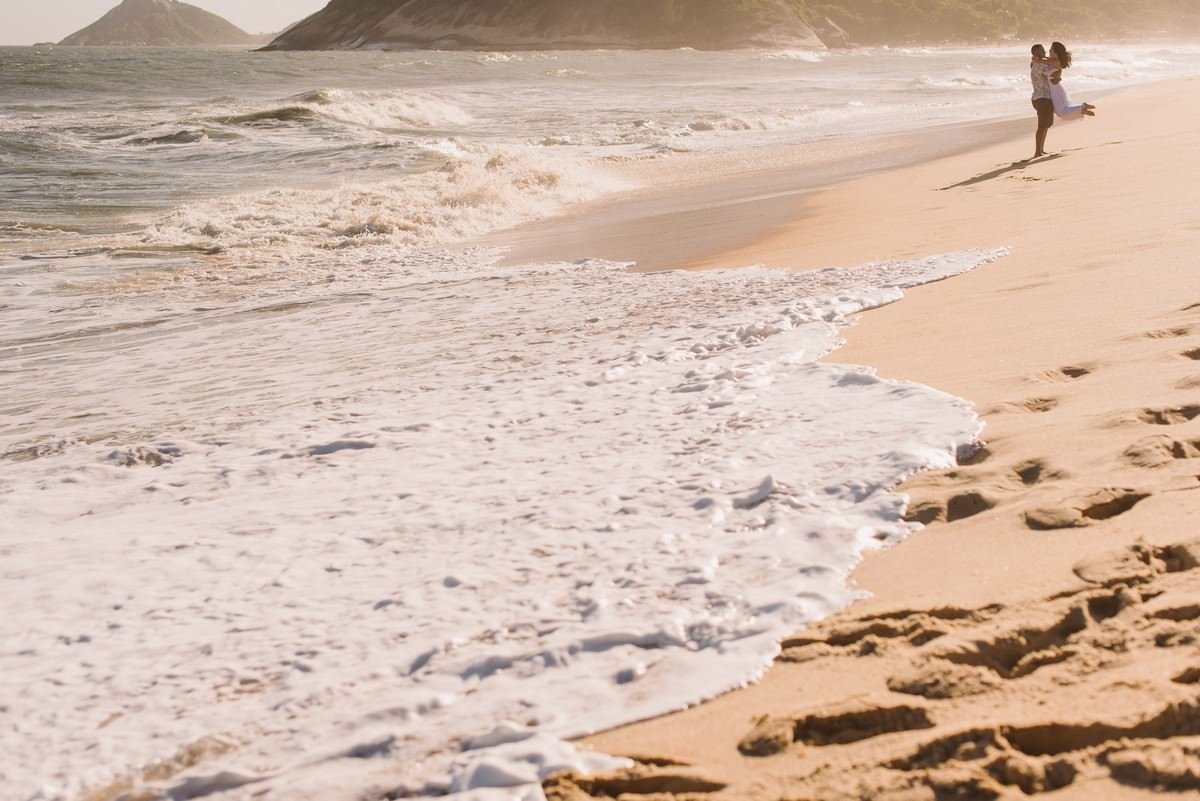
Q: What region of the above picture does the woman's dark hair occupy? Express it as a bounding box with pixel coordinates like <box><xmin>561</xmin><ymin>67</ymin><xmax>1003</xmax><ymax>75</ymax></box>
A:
<box><xmin>1050</xmin><ymin>41</ymin><xmax>1072</xmax><ymax>69</ymax></box>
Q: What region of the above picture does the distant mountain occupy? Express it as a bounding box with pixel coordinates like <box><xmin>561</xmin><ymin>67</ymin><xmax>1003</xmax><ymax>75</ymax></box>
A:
<box><xmin>59</xmin><ymin>0</ymin><xmax>265</xmax><ymax>46</ymax></box>
<box><xmin>263</xmin><ymin>0</ymin><xmax>826</xmax><ymax>51</ymax></box>
<box><xmin>263</xmin><ymin>0</ymin><xmax>1200</xmax><ymax>51</ymax></box>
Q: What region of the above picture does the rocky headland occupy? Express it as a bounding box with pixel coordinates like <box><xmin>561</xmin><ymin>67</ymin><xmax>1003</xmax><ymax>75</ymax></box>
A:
<box><xmin>263</xmin><ymin>0</ymin><xmax>828</xmax><ymax>51</ymax></box>
<box><xmin>263</xmin><ymin>0</ymin><xmax>1200</xmax><ymax>51</ymax></box>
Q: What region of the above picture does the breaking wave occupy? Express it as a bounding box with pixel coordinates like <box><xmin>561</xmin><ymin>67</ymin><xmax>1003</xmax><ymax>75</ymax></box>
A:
<box><xmin>141</xmin><ymin>141</ymin><xmax>623</xmax><ymax>253</ymax></box>
<box><xmin>317</xmin><ymin>88</ymin><xmax>474</xmax><ymax>129</ymax></box>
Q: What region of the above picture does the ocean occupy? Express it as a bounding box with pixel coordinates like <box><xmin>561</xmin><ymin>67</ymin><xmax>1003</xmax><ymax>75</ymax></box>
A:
<box><xmin>3</xmin><ymin>43</ymin><xmax>1200</xmax><ymax>801</ymax></box>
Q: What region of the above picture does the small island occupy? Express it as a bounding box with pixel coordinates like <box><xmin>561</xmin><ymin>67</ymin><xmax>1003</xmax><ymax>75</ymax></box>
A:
<box><xmin>59</xmin><ymin>0</ymin><xmax>268</xmax><ymax>47</ymax></box>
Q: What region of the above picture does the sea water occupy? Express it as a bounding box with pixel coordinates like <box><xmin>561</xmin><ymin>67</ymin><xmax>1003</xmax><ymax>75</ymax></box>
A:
<box><xmin>3</xmin><ymin>44</ymin><xmax>1200</xmax><ymax>801</ymax></box>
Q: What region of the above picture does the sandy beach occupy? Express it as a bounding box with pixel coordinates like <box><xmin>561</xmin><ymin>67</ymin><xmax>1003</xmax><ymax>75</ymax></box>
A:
<box><xmin>8</xmin><ymin>43</ymin><xmax>1200</xmax><ymax>801</ymax></box>
<box><xmin>544</xmin><ymin>76</ymin><xmax>1200</xmax><ymax>800</ymax></box>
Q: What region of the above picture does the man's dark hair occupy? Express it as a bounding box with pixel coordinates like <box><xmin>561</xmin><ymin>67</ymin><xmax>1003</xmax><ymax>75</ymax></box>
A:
<box><xmin>1031</xmin><ymin>43</ymin><xmax>1045</xmax><ymax>56</ymax></box>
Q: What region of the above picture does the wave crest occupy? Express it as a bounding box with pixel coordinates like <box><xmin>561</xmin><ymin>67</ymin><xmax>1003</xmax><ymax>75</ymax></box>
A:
<box><xmin>141</xmin><ymin>142</ymin><xmax>623</xmax><ymax>253</ymax></box>
<box><xmin>208</xmin><ymin>90</ymin><xmax>475</xmax><ymax>132</ymax></box>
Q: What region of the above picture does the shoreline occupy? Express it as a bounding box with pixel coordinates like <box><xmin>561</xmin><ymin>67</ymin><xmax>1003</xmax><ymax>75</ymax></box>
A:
<box><xmin>552</xmin><ymin>76</ymin><xmax>1200</xmax><ymax>800</ymax></box>
<box><xmin>484</xmin><ymin>114</ymin><xmax>1031</xmax><ymax>272</ymax></box>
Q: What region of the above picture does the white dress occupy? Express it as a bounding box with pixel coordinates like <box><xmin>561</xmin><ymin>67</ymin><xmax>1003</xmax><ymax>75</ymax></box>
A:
<box><xmin>1050</xmin><ymin>80</ymin><xmax>1085</xmax><ymax>120</ymax></box>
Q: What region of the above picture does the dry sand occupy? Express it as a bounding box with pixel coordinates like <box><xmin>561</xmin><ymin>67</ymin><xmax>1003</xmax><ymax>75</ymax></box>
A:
<box><xmin>546</xmin><ymin>77</ymin><xmax>1200</xmax><ymax>800</ymax></box>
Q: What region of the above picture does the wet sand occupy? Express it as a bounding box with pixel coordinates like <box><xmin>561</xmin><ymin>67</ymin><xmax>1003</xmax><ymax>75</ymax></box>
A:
<box><xmin>546</xmin><ymin>76</ymin><xmax>1200</xmax><ymax>800</ymax></box>
<box><xmin>486</xmin><ymin>115</ymin><xmax>1029</xmax><ymax>272</ymax></box>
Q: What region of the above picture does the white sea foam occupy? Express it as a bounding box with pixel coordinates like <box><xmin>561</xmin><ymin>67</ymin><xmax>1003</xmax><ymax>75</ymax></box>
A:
<box><xmin>7</xmin><ymin>40</ymin><xmax>1200</xmax><ymax>801</ymax></box>
<box><xmin>298</xmin><ymin>88</ymin><xmax>477</xmax><ymax>130</ymax></box>
<box><xmin>473</xmin><ymin>52</ymin><xmax>560</xmax><ymax>65</ymax></box>
<box><xmin>761</xmin><ymin>49</ymin><xmax>826</xmax><ymax>62</ymax></box>
<box><xmin>913</xmin><ymin>73</ymin><xmax>1022</xmax><ymax>90</ymax></box>
<box><xmin>141</xmin><ymin>143</ymin><xmax>625</xmax><ymax>252</ymax></box>
<box><xmin>2</xmin><ymin>246</ymin><xmax>1004</xmax><ymax>801</ymax></box>
<box><xmin>685</xmin><ymin>112</ymin><xmax>803</xmax><ymax>132</ymax></box>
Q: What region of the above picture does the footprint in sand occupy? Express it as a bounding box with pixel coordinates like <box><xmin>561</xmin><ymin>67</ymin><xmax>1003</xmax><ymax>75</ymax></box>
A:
<box><xmin>1123</xmin><ymin>434</ymin><xmax>1200</xmax><ymax>468</ymax></box>
<box><xmin>1012</xmin><ymin>458</ymin><xmax>1066</xmax><ymax>486</ymax></box>
<box><xmin>1138</xmin><ymin>405</ymin><xmax>1200</xmax><ymax>425</ymax></box>
<box><xmin>958</xmin><ymin>444</ymin><xmax>993</xmax><ymax>465</ymax></box>
<box><xmin>1033</xmin><ymin>365</ymin><xmax>1093</xmax><ymax>384</ymax></box>
<box><xmin>1020</xmin><ymin>396</ymin><xmax>1060</xmax><ymax>413</ymax></box>
<box><xmin>1172</xmin><ymin>666</ymin><xmax>1200</xmax><ymax>685</ymax></box>
<box><xmin>1023</xmin><ymin>487</ymin><xmax>1149</xmax><ymax>530</ymax></box>
<box><xmin>752</xmin><ymin>538</ymin><xmax>1200</xmax><ymax>799</ymax></box>
<box><xmin>738</xmin><ymin>704</ymin><xmax>935</xmax><ymax>757</ymax></box>
<box><xmin>988</xmin><ymin>396</ymin><xmax>1060</xmax><ymax>415</ymax></box>
<box><xmin>1141</xmin><ymin>327</ymin><xmax>1192</xmax><ymax>339</ymax></box>
<box><xmin>555</xmin><ymin>537</ymin><xmax>1200</xmax><ymax>801</ymax></box>
<box><xmin>545</xmin><ymin>769</ymin><xmax>726</xmax><ymax>799</ymax></box>
<box><xmin>905</xmin><ymin>489</ymin><xmax>998</xmax><ymax>525</ymax></box>
<box><xmin>881</xmin><ymin>698</ymin><xmax>1200</xmax><ymax>794</ymax></box>
<box><xmin>1073</xmin><ymin>537</ymin><xmax>1200</xmax><ymax>585</ymax></box>
<box><xmin>904</xmin><ymin>458</ymin><xmax>1067</xmax><ymax>526</ymax></box>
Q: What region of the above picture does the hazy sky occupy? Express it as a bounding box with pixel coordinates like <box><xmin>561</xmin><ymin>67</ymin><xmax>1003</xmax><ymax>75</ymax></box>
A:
<box><xmin>1</xmin><ymin>0</ymin><xmax>329</xmax><ymax>45</ymax></box>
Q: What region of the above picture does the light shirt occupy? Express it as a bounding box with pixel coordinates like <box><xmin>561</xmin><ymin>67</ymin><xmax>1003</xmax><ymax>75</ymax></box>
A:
<box><xmin>1030</xmin><ymin>61</ymin><xmax>1055</xmax><ymax>101</ymax></box>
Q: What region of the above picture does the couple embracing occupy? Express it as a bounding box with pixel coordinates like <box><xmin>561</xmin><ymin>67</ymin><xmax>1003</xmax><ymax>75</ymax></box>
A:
<box><xmin>1030</xmin><ymin>41</ymin><xmax>1096</xmax><ymax>158</ymax></box>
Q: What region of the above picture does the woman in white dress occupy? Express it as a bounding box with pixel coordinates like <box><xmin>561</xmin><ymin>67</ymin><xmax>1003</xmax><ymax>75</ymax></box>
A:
<box><xmin>1048</xmin><ymin>41</ymin><xmax>1096</xmax><ymax>120</ymax></box>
